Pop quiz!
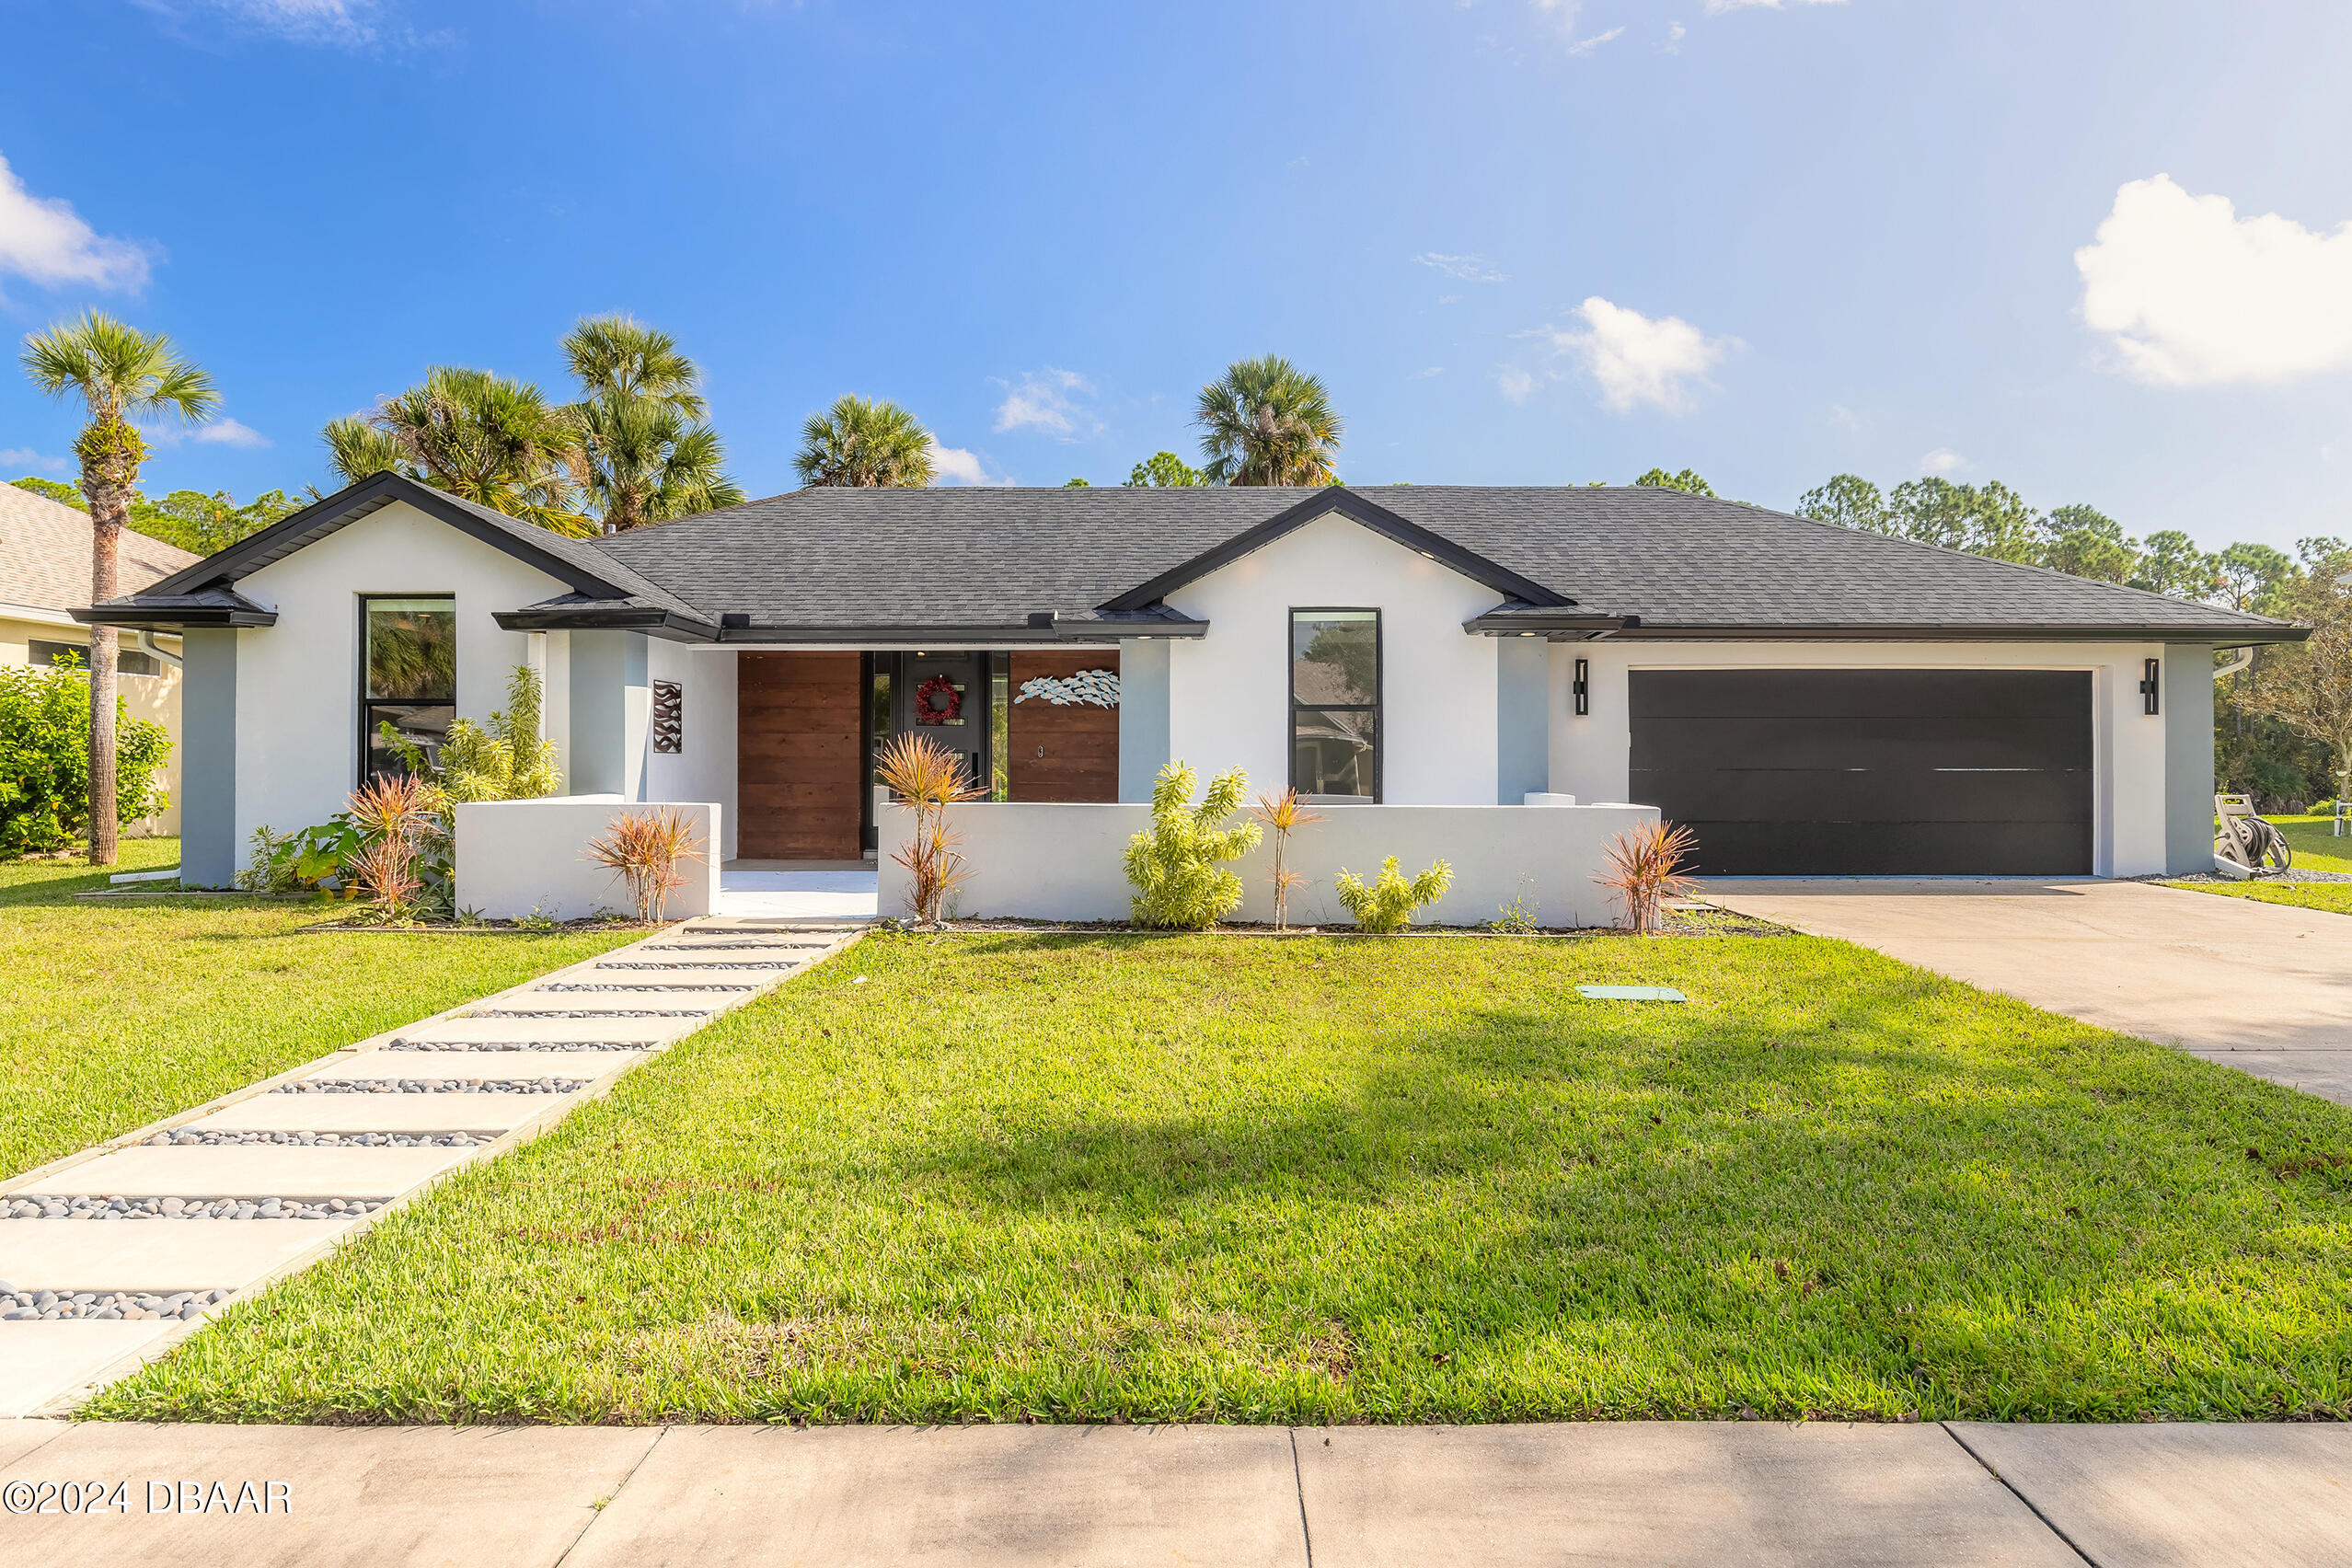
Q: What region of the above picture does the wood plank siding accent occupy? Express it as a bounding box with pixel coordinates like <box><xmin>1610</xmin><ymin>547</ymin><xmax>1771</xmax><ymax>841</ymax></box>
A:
<box><xmin>737</xmin><ymin>651</ymin><xmax>863</xmax><ymax>859</ymax></box>
<box><xmin>1008</xmin><ymin>651</ymin><xmax>1120</xmax><ymax>802</ymax></box>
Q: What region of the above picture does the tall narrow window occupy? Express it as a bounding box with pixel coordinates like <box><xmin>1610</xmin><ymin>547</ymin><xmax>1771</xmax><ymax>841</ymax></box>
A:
<box><xmin>361</xmin><ymin>595</ymin><xmax>455</xmax><ymax>782</ymax></box>
<box><xmin>1290</xmin><ymin>608</ymin><xmax>1379</xmax><ymax>802</ymax></box>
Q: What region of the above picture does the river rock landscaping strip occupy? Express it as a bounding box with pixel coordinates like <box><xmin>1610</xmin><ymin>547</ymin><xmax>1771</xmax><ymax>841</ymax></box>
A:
<box><xmin>275</xmin><ymin>1078</ymin><xmax>593</xmax><ymax>1094</ymax></box>
<box><xmin>461</xmin><ymin>1008</ymin><xmax>715</xmax><ymax>1018</ymax></box>
<box><xmin>535</xmin><ymin>982</ymin><xmax>758</xmax><ymax>992</ymax></box>
<box><xmin>592</xmin><ymin>959</ymin><xmax>793</xmax><ymax>970</ymax></box>
<box><xmin>0</xmin><ymin>1288</ymin><xmax>231</xmax><ymax>1321</ymax></box>
<box><xmin>142</xmin><ymin>1130</ymin><xmax>493</xmax><ymax>1147</ymax></box>
<box><xmin>4</xmin><ymin>1196</ymin><xmax>387</xmax><ymax>1220</ymax></box>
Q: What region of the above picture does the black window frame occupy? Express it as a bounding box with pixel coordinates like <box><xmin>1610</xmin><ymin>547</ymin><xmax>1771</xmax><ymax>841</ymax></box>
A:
<box><xmin>1287</xmin><ymin>605</ymin><xmax>1382</xmax><ymax>803</ymax></box>
<box><xmin>357</xmin><ymin>593</ymin><xmax>457</xmax><ymax>786</ymax></box>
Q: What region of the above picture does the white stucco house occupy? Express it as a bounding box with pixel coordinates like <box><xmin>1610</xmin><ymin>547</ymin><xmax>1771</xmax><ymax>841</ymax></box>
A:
<box><xmin>76</xmin><ymin>472</ymin><xmax>2300</xmax><ymax>916</ymax></box>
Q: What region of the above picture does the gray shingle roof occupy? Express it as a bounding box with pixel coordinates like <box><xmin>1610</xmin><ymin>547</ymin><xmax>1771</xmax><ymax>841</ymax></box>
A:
<box><xmin>590</xmin><ymin>484</ymin><xmax>2298</xmax><ymax>640</ymax></box>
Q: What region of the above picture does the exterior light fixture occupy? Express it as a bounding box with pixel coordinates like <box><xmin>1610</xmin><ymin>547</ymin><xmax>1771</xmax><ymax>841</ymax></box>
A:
<box><xmin>1573</xmin><ymin>657</ymin><xmax>1589</xmax><ymax>717</ymax></box>
<box><xmin>2140</xmin><ymin>657</ymin><xmax>2160</xmax><ymax>716</ymax></box>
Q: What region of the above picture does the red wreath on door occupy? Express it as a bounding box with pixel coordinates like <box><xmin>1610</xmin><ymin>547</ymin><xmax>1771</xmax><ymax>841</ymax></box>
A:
<box><xmin>914</xmin><ymin>673</ymin><xmax>963</xmax><ymax>724</ymax></box>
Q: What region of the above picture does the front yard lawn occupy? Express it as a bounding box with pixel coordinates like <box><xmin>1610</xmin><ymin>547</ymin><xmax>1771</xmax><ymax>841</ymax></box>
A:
<box><xmin>0</xmin><ymin>843</ymin><xmax>635</xmax><ymax>1179</ymax></box>
<box><xmin>92</xmin><ymin>928</ymin><xmax>2352</xmax><ymax>1425</ymax></box>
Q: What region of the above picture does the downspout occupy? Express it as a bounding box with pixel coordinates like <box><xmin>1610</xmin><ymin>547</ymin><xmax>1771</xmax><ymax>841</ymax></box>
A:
<box><xmin>2212</xmin><ymin>646</ymin><xmax>2253</xmax><ymax>681</ymax></box>
<box><xmin>136</xmin><ymin>629</ymin><xmax>183</xmax><ymax>671</ymax></box>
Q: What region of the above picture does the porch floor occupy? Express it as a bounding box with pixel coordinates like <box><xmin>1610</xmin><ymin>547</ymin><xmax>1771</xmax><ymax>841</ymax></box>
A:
<box><xmin>716</xmin><ymin>864</ymin><xmax>879</xmax><ymax>920</ymax></box>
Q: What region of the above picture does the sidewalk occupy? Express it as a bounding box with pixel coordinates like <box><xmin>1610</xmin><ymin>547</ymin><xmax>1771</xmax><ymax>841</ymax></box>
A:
<box><xmin>0</xmin><ymin>917</ymin><xmax>866</xmax><ymax>1418</ymax></box>
<box><xmin>0</xmin><ymin>1419</ymin><xmax>2344</xmax><ymax>1565</ymax></box>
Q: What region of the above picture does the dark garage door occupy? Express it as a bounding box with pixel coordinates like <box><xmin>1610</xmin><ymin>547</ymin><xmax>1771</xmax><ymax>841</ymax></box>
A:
<box><xmin>1628</xmin><ymin>669</ymin><xmax>2093</xmax><ymax>875</ymax></box>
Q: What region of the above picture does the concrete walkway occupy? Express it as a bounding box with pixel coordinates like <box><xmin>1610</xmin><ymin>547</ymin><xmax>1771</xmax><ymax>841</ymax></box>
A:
<box><xmin>0</xmin><ymin>1419</ymin><xmax>2343</xmax><ymax>1565</ymax></box>
<box><xmin>0</xmin><ymin>917</ymin><xmax>865</xmax><ymax>1419</ymax></box>
<box><xmin>715</xmin><ymin>866</ymin><xmax>878</xmax><ymax>920</ymax></box>
<box><xmin>1701</xmin><ymin>878</ymin><xmax>2352</xmax><ymax>1106</ymax></box>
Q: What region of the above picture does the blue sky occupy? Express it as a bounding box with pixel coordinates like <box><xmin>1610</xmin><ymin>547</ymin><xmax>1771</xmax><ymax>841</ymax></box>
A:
<box><xmin>2</xmin><ymin>0</ymin><xmax>2348</xmax><ymax>552</ymax></box>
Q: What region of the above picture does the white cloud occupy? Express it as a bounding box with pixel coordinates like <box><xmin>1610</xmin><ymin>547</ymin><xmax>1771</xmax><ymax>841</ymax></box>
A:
<box><xmin>1703</xmin><ymin>0</ymin><xmax>1846</xmax><ymax>12</ymax></box>
<box><xmin>195</xmin><ymin>417</ymin><xmax>271</xmax><ymax>448</ymax></box>
<box><xmin>2</xmin><ymin>448</ymin><xmax>71</xmax><ymax>474</ymax></box>
<box><xmin>0</xmin><ymin>153</ymin><xmax>152</xmax><ymax>293</ymax></box>
<box><xmin>1415</xmin><ymin>253</ymin><xmax>1507</xmax><ymax>283</ymax></box>
<box><xmin>133</xmin><ymin>0</ymin><xmax>454</xmax><ymax>52</ymax></box>
<box><xmin>1437</xmin><ymin>294</ymin><xmax>1464</xmax><ymax>306</ymax></box>
<box><xmin>1539</xmin><ymin>296</ymin><xmax>1732</xmax><ymax>413</ymax></box>
<box><xmin>992</xmin><ymin>368</ymin><xmax>1098</xmax><ymax>439</ymax></box>
<box><xmin>1664</xmin><ymin>21</ymin><xmax>1687</xmax><ymax>50</ymax></box>
<box><xmin>1920</xmin><ymin>446</ymin><xmax>1966</xmax><ymax>475</ymax></box>
<box><xmin>1496</xmin><ymin>366</ymin><xmax>1541</xmax><ymax>405</ymax></box>
<box><xmin>2075</xmin><ymin>173</ymin><xmax>2352</xmax><ymax>387</ymax></box>
<box><xmin>927</xmin><ymin>439</ymin><xmax>997</xmax><ymax>487</ymax></box>
<box><xmin>1827</xmin><ymin>403</ymin><xmax>1862</xmax><ymax>433</ymax></box>
<box><xmin>1563</xmin><ymin>24</ymin><xmax>1624</xmax><ymax>53</ymax></box>
<box><xmin>1412</xmin><ymin>366</ymin><xmax>1446</xmax><ymax>379</ymax></box>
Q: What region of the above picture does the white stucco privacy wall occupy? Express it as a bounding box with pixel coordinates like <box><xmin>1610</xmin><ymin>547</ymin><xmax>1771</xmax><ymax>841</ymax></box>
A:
<box><xmin>877</xmin><ymin>791</ymin><xmax>1658</xmax><ymax>927</ymax></box>
<box><xmin>1544</xmin><ymin>640</ymin><xmax>2172</xmax><ymax>877</ymax></box>
<box><xmin>228</xmin><ymin>501</ymin><xmax>572</xmax><ymax>850</ymax></box>
<box><xmin>455</xmin><ymin>797</ymin><xmax>720</xmax><ymax>920</ymax></box>
<box><xmin>1161</xmin><ymin>513</ymin><xmax>1502</xmax><ymax>806</ymax></box>
<box><xmin>647</xmin><ymin>643</ymin><xmax>739</xmax><ymax>860</ymax></box>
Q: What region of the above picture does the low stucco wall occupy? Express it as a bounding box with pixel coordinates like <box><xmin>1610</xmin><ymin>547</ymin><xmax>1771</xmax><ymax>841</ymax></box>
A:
<box><xmin>455</xmin><ymin>796</ymin><xmax>721</xmax><ymax>921</ymax></box>
<box><xmin>876</xmin><ymin>790</ymin><xmax>1660</xmax><ymax>928</ymax></box>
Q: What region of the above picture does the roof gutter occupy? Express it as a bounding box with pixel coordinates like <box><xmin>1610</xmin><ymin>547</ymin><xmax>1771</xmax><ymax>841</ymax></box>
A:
<box><xmin>1571</xmin><ymin>622</ymin><xmax>2313</xmax><ymax>645</ymax></box>
<box><xmin>71</xmin><ymin>602</ymin><xmax>279</xmax><ymax>629</ymax></box>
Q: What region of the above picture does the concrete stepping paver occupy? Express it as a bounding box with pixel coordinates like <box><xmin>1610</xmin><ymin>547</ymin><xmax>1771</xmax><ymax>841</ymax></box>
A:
<box><xmin>0</xmin><ymin>916</ymin><xmax>862</xmax><ymax>1417</ymax></box>
<box><xmin>183</xmin><ymin>1094</ymin><xmax>541</xmax><ymax>1134</ymax></box>
<box><xmin>0</xmin><ymin>1219</ymin><xmax>357</xmax><ymax>1291</ymax></box>
<box><xmin>307</xmin><ymin>1048</ymin><xmax>646</xmax><ymax>1081</ymax></box>
<box><xmin>390</xmin><ymin>1015</ymin><xmax>685</xmax><ymax>1046</ymax></box>
<box><xmin>24</xmin><ymin>1144</ymin><xmax>481</xmax><ymax>1199</ymax></box>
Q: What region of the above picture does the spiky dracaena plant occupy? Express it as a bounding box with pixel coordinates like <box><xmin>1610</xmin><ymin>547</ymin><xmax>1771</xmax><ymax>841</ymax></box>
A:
<box><xmin>1124</xmin><ymin>762</ymin><xmax>1262</xmax><ymax>929</ymax></box>
<box><xmin>1333</xmin><ymin>856</ymin><xmax>1453</xmax><ymax>934</ymax></box>
<box><xmin>1252</xmin><ymin>787</ymin><xmax>1325</xmax><ymax>931</ymax></box>
<box><xmin>876</xmin><ymin>732</ymin><xmax>982</xmax><ymax>924</ymax></box>
<box><xmin>1596</xmin><ymin>820</ymin><xmax>1700</xmax><ymax>933</ymax></box>
<box><xmin>584</xmin><ymin>807</ymin><xmax>706</xmax><ymax>925</ymax></box>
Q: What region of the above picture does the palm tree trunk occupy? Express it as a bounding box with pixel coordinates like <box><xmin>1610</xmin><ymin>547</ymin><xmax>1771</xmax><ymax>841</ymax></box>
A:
<box><xmin>77</xmin><ymin>419</ymin><xmax>140</xmax><ymax>868</ymax></box>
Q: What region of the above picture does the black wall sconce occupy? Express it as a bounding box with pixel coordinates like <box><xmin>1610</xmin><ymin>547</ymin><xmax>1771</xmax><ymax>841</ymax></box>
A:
<box><xmin>651</xmin><ymin>680</ymin><xmax>684</xmax><ymax>753</ymax></box>
<box><xmin>1573</xmin><ymin>657</ymin><xmax>1590</xmax><ymax>717</ymax></box>
<box><xmin>2139</xmin><ymin>657</ymin><xmax>2160</xmax><ymax>716</ymax></box>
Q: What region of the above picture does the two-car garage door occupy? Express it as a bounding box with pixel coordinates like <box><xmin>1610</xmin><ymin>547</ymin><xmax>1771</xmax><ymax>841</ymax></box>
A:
<box><xmin>1628</xmin><ymin>669</ymin><xmax>2093</xmax><ymax>876</ymax></box>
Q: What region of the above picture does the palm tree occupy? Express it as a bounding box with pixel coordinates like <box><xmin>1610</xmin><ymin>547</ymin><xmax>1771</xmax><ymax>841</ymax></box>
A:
<box><xmin>572</xmin><ymin>394</ymin><xmax>745</xmax><ymax>530</ymax></box>
<box><xmin>1193</xmin><ymin>354</ymin><xmax>1343</xmax><ymax>486</ymax></box>
<box><xmin>561</xmin><ymin>314</ymin><xmax>708</xmax><ymax>419</ymax></box>
<box><xmin>321</xmin><ymin>366</ymin><xmax>594</xmax><ymax>536</ymax></box>
<box><xmin>19</xmin><ymin>311</ymin><xmax>218</xmax><ymax>867</ymax></box>
<box><xmin>795</xmin><ymin>395</ymin><xmax>935</xmax><ymax>487</ymax></box>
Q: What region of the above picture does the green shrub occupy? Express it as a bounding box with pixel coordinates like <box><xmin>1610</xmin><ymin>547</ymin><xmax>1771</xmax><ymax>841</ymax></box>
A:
<box><xmin>379</xmin><ymin>663</ymin><xmax>559</xmax><ymax>802</ymax></box>
<box><xmin>0</xmin><ymin>654</ymin><xmax>172</xmax><ymax>858</ymax></box>
<box><xmin>1334</xmin><ymin>856</ymin><xmax>1453</xmax><ymax>933</ymax></box>
<box><xmin>1124</xmin><ymin>761</ymin><xmax>1263</xmax><ymax>929</ymax></box>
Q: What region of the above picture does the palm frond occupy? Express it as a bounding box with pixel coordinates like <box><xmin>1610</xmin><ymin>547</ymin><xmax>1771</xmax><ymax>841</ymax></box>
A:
<box><xmin>794</xmin><ymin>395</ymin><xmax>936</xmax><ymax>488</ymax></box>
<box><xmin>562</xmin><ymin>314</ymin><xmax>709</xmax><ymax>420</ymax></box>
<box><xmin>18</xmin><ymin>309</ymin><xmax>219</xmax><ymax>427</ymax></box>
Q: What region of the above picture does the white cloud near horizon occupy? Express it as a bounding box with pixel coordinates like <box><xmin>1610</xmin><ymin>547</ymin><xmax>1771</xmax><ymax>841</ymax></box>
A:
<box><xmin>1563</xmin><ymin>25</ymin><xmax>1624</xmax><ymax>53</ymax></box>
<box><xmin>1703</xmin><ymin>0</ymin><xmax>1847</xmax><ymax>12</ymax></box>
<box><xmin>2075</xmin><ymin>174</ymin><xmax>2352</xmax><ymax>387</ymax></box>
<box><xmin>197</xmin><ymin>417</ymin><xmax>271</xmax><ymax>448</ymax></box>
<box><xmin>0</xmin><ymin>153</ymin><xmax>152</xmax><ymax>294</ymax></box>
<box><xmin>927</xmin><ymin>438</ymin><xmax>997</xmax><ymax>487</ymax></box>
<box><xmin>1415</xmin><ymin>253</ymin><xmax>1508</xmax><ymax>283</ymax></box>
<box><xmin>1541</xmin><ymin>296</ymin><xmax>1731</xmax><ymax>413</ymax></box>
<box><xmin>1496</xmin><ymin>365</ymin><xmax>1541</xmax><ymax>404</ymax></box>
<box><xmin>1920</xmin><ymin>446</ymin><xmax>1966</xmax><ymax>475</ymax></box>
<box><xmin>2</xmin><ymin>448</ymin><xmax>71</xmax><ymax>475</ymax></box>
<box><xmin>993</xmin><ymin>368</ymin><xmax>1098</xmax><ymax>439</ymax></box>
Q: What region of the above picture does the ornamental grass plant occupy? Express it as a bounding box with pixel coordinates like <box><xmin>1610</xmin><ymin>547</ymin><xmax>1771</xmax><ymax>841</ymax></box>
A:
<box><xmin>1598</xmin><ymin>819</ymin><xmax>1700</xmax><ymax>933</ymax></box>
<box><xmin>876</xmin><ymin>732</ymin><xmax>982</xmax><ymax>924</ymax></box>
<box><xmin>584</xmin><ymin>807</ymin><xmax>706</xmax><ymax>924</ymax></box>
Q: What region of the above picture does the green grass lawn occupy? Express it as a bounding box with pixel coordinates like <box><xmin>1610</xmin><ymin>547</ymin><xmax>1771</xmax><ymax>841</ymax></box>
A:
<box><xmin>2165</xmin><ymin>813</ymin><xmax>2352</xmax><ymax>914</ymax></box>
<box><xmin>0</xmin><ymin>842</ymin><xmax>635</xmax><ymax>1179</ymax></box>
<box><xmin>91</xmin><ymin>928</ymin><xmax>2352</xmax><ymax>1426</ymax></box>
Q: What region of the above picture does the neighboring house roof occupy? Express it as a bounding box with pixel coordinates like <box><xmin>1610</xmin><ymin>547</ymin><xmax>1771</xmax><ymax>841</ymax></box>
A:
<box><xmin>0</xmin><ymin>481</ymin><xmax>199</xmax><ymax>617</ymax></box>
<box><xmin>76</xmin><ymin>475</ymin><xmax>2306</xmax><ymax>644</ymax></box>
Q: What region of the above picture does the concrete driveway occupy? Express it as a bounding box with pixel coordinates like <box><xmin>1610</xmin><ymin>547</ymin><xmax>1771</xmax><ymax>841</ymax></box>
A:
<box><xmin>1700</xmin><ymin>878</ymin><xmax>2352</xmax><ymax>1106</ymax></box>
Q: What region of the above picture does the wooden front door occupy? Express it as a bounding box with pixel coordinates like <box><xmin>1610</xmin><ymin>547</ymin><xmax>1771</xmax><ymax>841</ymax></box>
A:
<box><xmin>737</xmin><ymin>651</ymin><xmax>863</xmax><ymax>860</ymax></box>
<box><xmin>1009</xmin><ymin>651</ymin><xmax>1120</xmax><ymax>801</ymax></box>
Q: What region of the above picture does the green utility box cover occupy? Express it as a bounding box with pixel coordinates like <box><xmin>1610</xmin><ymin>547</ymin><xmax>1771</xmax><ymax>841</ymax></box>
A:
<box><xmin>1576</xmin><ymin>985</ymin><xmax>1688</xmax><ymax>1002</ymax></box>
